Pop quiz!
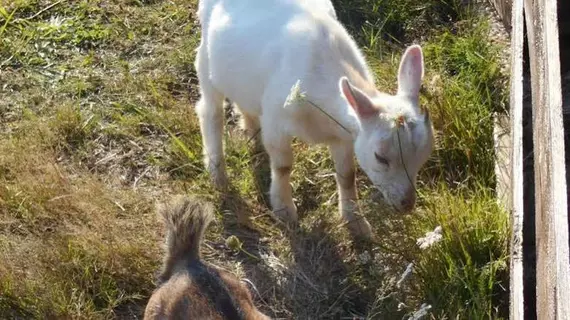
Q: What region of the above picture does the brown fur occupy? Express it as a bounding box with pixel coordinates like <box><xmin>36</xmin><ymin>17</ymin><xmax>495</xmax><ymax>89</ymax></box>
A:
<box><xmin>144</xmin><ymin>196</ymin><xmax>270</xmax><ymax>320</ymax></box>
<box><xmin>275</xmin><ymin>166</ymin><xmax>292</xmax><ymax>177</ymax></box>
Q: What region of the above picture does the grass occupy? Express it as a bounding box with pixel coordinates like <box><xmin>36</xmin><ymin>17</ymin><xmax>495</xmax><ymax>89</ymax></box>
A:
<box><xmin>0</xmin><ymin>0</ymin><xmax>509</xmax><ymax>319</ymax></box>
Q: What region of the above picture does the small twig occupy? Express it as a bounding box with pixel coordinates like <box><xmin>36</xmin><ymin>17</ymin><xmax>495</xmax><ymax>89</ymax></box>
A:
<box><xmin>321</xmin><ymin>284</ymin><xmax>353</xmax><ymax>317</ymax></box>
<box><xmin>166</xmin><ymin>162</ymin><xmax>202</xmax><ymax>175</ymax></box>
<box><xmin>286</xmin><ymin>80</ymin><xmax>352</xmax><ymax>135</ymax></box>
<box><xmin>239</xmin><ymin>247</ymin><xmax>260</xmax><ymax>261</ymax></box>
<box><xmin>94</xmin><ymin>152</ymin><xmax>119</xmax><ymax>165</ymax></box>
<box><xmin>47</xmin><ymin>194</ymin><xmax>73</xmax><ymax>202</ymax></box>
<box><xmin>295</xmin><ymin>268</ymin><xmax>327</xmax><ymax>294</ymax></box>
<box><xmin>246</xmin><ymin>128</ymin><xmax>261</xmax><ymax>145</ymax></box>
<box><xmin>305</xmin><ymin>100</ymin><xmax>352</xmax><ymax>135</ymax></box>
<box><xmin>241</xmin><ymin>278</ymin><xmax>269</xmax><ymax>306</ymax></box>
<box><xmin>396</xmin><ymin>128</ymin><xmax>417</xmax><ymax>196</ymax></box>
<box><xmin>133</xmin><ymin>166</ymin><xmax>152</xmax><ymax>189</ymax></box>
<box><xmin>113</xmin><ymin>201</ymin><xmax>125</xmax><ymax>212</ymax></box>
<box><xmin>0</xmin><ymin>55</ymin><xmax>14</xmax><ymax>68</ymax></box>
<box><xmin>22</xmin><ymin>0</ymin><xmax>65</xmax><ymax>21</ymax></box>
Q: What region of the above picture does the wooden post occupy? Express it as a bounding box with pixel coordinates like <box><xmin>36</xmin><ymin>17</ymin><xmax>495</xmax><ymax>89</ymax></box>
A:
<box><xmin>523</xmin><ymin>0</ymin><xmax>570</xmax><ymax>318</ymax></box>
<box><xmin>490</xmin><ymin>0</ymin><xmax>513</xmax><ymax>31</ymax></box>
<box><xmin>509</xmin><ymin>0</ymin><xmax>525</xmax><ymax>318</ymax></box>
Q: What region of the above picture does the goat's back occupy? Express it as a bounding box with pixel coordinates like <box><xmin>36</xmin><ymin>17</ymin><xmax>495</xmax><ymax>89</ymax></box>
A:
<box><xmin>145</xmin><ymin>195</ymin><xmax>269</xmax><ymax>319</ymax></box>
<box><xmin>196</xmin><ymin>0</ymin><xmax>362</xmax><ymax>111</ymax></box>
<box><xmin>144</xmin><ymin>261</ymin><xmax>269</xmax><ymax>320</ymax></box>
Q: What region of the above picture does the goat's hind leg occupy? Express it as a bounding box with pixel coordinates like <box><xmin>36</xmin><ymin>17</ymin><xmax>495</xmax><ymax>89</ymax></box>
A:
<box><xmin>196</xmin><ymin>87</ymin><xmax>228</xmax><ymax>190</ymax></box>
<box><xmin>195</xmin><ymin>52</ymin><xmax>227</xmax><ymax>190</ymax></box>
<box><xmin>235</xmin><ymin>106</ymin><xmax>261</xmax><ymax>146</ymax></box>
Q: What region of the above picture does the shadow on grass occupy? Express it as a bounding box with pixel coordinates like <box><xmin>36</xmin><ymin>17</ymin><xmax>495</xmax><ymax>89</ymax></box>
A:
<box><xmin>213</xmin><ymin>148</ymin><xmax>380</xmax><ymax>318</ymax></box>
<box><xmin>282</xmin><ymin>224</ymin><xmax>378</xmax><ymax>318</ymax></box>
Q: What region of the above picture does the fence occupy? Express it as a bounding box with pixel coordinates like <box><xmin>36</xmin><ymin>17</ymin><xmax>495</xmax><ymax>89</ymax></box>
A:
<box><xmin>503</xmin><ymin>0</ymin><xmax>570</xmax><ymax>318</ymax></box>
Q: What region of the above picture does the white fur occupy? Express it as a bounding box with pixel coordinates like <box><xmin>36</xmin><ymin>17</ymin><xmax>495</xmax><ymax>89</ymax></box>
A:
<box><xmin>194</xmin><ymin>0</ymin><xmax>434</xmax><ymax>238</ymax></box>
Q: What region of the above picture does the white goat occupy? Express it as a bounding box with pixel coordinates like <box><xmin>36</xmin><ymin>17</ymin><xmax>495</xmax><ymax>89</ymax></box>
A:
<box><xmin>194</xmin><ymin>0</ymin><xmax>434</xmax><ymax>238</ymax></box>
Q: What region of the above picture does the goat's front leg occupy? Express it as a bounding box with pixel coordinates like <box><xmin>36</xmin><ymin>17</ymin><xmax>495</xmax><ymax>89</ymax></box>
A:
<box><xmin>262</xmin><ymin>130</ymin><xmax>297</xmax><ymax>223</ymax></box>
<box><xmin>330</xmin><ymin>142</ymin><xmax>372</xmax><ymax>238</ymax></box>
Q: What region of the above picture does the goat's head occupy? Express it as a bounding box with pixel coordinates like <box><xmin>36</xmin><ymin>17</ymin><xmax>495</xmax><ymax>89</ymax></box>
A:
<box><xmin>340</xmin><ymin>45</ymin><xmax>434</xmax><ymax>212</ymax></box>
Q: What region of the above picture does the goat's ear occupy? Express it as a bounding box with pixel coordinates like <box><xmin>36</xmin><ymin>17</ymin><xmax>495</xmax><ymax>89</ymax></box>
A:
<box><xmin>397</xmin><ymin>45</ymin><xmax>424</xmax><ymax>98</ymax></box>
<box><xmin>339</xmin><ymin>77</ymin><xmax>379</xmax><ymax>119</ymax></box>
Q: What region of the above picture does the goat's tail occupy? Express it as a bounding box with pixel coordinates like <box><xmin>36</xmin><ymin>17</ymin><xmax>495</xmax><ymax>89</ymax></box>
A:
<box><xmin>158</xmin><ymin>195</ymin><xmax>214</xmax><ymax>281</ymax></box>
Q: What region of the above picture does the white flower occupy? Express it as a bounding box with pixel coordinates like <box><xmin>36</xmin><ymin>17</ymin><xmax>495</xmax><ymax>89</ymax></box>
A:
<box><xmin>38</xmin><ymin>16</ymin><xmax>69</xmax><ymax>32</ymax></box>
<box><xmin>49</xmin><ymin>16</ymin><xmax>69</xmax><ymax>29</ymax></box>
<box><xmin>284</xmin><ymin>79</ymin><xmax>306</xmax><ymax>107</ymax></box>
<box><xmin>416</xmin><ymin>225</ymin><xmax>443</xmax><ymax>250</ymax></box>
<box><xmin>358</xmin><ymin>251</ymin><xmax>371</xmax><ymax>264</ymax></box>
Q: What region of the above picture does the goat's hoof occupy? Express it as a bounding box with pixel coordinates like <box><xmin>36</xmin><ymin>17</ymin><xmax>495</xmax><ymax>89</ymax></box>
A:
<box><xmin>346</xmin><ymin>216</ymin><xmax>373</xmax><ymax>240</ymax></box>
<box><xmin>272</xmin><ymin>205</ymin><xmax>298</xmax><ymax>224</ymax></box>
<box><xmin>210</xmin><ymin>171</ymin><xmax>229</xmax><ymax>191</ymax></box>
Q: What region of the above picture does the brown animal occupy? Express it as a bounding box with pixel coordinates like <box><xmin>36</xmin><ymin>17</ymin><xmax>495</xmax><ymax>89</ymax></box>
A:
<box><xmin>144</xmin><ymin>196</ymin><xmax>270</xmax><ymax>320</ymax></box>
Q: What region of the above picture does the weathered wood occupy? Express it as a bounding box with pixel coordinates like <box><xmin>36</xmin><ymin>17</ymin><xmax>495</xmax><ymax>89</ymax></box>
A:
<box><xmin>523</xmin><ymin>0</ymin><xmax>570</xmax><ymax>319</ymax></box>
<box><xmin>490</xmin><ymin>0</ymin><xmax>513</xmax><ymax>30</ymax></box>
<box><xmin>494</xmin><ymin>114</ymin><xmax>512</xmax><ymax>209</ymax></box>
<box><xmin>508</xmin><ymin>0</ymin><xmax>525</xmax><ymax>318</ymax></box>
<box><xmin>491</xmin><ymin>0</ymin><xmax>570</xmax><ymax>34</ymax></box>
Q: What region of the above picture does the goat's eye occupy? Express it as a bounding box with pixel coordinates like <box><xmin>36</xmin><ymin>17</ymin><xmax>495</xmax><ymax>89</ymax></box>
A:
<box><xmin>375</xmin><ymin>153</ymin><xmax>389</xmax><ymax>166</ymax></box>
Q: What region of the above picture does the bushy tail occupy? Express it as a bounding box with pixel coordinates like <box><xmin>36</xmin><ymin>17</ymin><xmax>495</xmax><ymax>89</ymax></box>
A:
<box><xmin>157</xmin><ymin>195</ymin><xmax>214</xmax><ymax>282</ymax></box>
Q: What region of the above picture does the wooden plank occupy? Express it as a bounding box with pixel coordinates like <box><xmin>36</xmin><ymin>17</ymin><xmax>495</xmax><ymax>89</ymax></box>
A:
<box><xmin>490</xmin><ymin>0</ymin><xmax>570</xmax><ymax>34</ymax></box>
<box><xmin>490</xmin><ymin>0</ymin><xmax>513</xmax><ymax>31</ymax></box>
<box><xmin>508</xmin><ymin>0</ymin><xmax>525</xmax><ymax>318</ymax></box>
<box><xmin>523</xmin><ymin>0</ymin><xmax>570</xmax><ymax>319</ymax></box>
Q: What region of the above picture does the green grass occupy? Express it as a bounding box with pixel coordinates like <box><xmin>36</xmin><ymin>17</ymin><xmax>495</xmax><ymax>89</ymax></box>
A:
<box><xmin>0</xmin><ymin>0</ymin><xmax>509</xmax><ymax>319</ymax></box>
<box><xmin>406</xmin><ymin>186</ymin><xmax>509</xmax><ymax>318</ymax></box>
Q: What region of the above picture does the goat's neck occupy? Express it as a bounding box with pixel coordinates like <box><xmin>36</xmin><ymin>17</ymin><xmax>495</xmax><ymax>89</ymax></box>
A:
<box><xmin>332</xmin><ymin>61</ymin><xmax>376</xmax><ymax>142</ymax></box>
<box><xmin>331</xmin><ymin>96</ymin><xmax>361</xmax><ymax>142</ymax></box>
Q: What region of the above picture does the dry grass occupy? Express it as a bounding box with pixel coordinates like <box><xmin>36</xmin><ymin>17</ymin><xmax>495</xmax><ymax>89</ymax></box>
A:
<box><xmin>1</xmin><ymin>0</ymin><xmax>509</xmax><ymax>319</ymax></box>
